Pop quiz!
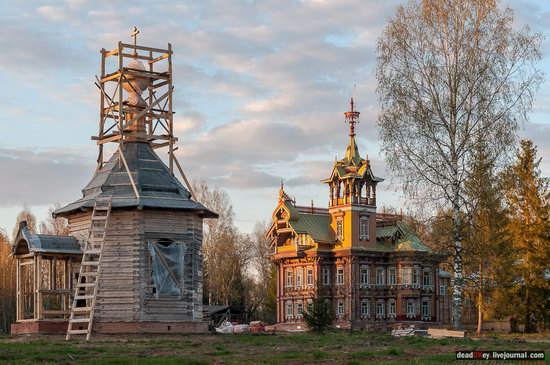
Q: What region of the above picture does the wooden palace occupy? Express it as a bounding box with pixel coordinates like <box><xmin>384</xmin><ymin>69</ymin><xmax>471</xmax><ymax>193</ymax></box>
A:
<box><xmin>11</xmin><ymin>29</ymin><xmax>217</xmax><ymax>339</ymax></box>
<box><xmin>268</xmin><ymin>99</ymin><xmax>451</xmax><ymax>330</ymax></box>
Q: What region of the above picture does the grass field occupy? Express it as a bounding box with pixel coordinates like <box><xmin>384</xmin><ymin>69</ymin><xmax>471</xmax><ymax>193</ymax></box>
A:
<box><xmin>0</xmin><ymin>331</ymin><xmax>548</xmax><ymax>364</ymax></box>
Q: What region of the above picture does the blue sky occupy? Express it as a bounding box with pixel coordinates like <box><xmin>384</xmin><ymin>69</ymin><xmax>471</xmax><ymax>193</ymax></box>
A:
<box><xmin>1</xmin><ymin>0</ymin><xmax>549</xmax><ymax>237</ymax></box>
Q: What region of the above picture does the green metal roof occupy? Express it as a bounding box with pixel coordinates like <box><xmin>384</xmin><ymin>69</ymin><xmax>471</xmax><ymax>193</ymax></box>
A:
<box><xmin>378</xmin><ymin>222</ymin><xmax>433</xmax><ymax>253</ymax></box>
<box><xmin>288</xmin><ymin>212</ymin><xmax>332</xmax><ymax>243</ymax></box>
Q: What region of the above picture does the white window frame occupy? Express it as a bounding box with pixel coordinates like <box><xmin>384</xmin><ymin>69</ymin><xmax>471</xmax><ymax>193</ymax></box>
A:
<box><xmin>439</xmin><ymin>285</ymin><xmax>446</xmax><ymax>296</ymax></box>
<box><xmin>360</xmin><ymin>216</ymin><xmax>369</xmax><ymax>240</ymax></box>
<box><xmin>402</xmin><ymin>267</ymin><xmax>411</xmax><ymax>286</ymax></box>
<box><xmin>406</xmin><ymin>300</ymin><xmax>415</xmax><ymax>317</ymax></box>
<box><xmin>412</xmin><ymin>267</ymin><xmax>420</xmax><ymax>287</ymax></box>
<box><xmin>285</xmin><ymin>270</ymin><xmax>293</xmax><ymax>287</ymax></box>
<box><xmin>306</xmin><ymin>268</ymin><xmax>314</xmax><ymax>286</ymax></box>
<box><xmin>295</xmin><ymin>268</ymin><xmax>303</xmax><ymax>288</ymax></box>
<box><xmin>422</xmin><ymin>301</ymin><xmax>430</xmax><ymax>317</ymax></box>
<box><xmin>423</xmin><ymin>270</ymin><xmax>432</xmax><ymax>287</ymax></box>
<box><xmin>388</xmin><ymin>268</ymin><xmax>396</xmax><ymax>286</ymax></box>
<box><xmin>337</xmin><ymin>301</ymin><xmax>345</xmax><ymax>315</ymax></box>
<box><xmin>336</xmin><ymin>218</ymin><xmax>344</xmax><ymax>241</ymax></box>
<box><xmin>286</xmin><ymin>301</ymin><xmax>293</xmax><ymax>318</ymax></box>
<box><xmin>376</xmin><ymin>267</ymin><xmax>385</xmax><ymax>286</ymax></box>
<box><xmin>376</xmin><ymin>301</ymin><xmax>385</xmax><ymax>317</ymax></box>
<box><xmin>323</xmin><ymin>267</ymin><xmax>330</xmax><ymax>286</ymax></box>
<box><xmin>297</xmin><ymin>302</ymin><xmax>304</xmax><ymax>317</ymax></box>
<box><xmin>336</xmin><ymin>267</ymin><xmax>344</xmax><ymax>285</ymax></box>
<box><xmin>360</xmin><ymin>266</ymin><xmax>370</xmax><ymax>286</ymax></box>
<box><xmin>361</xmin><ymin>301</ymin><xmax>370</xmax><ymax>317</ymax></box>
<box><xmin>389</xmin><ymin>301</ymin><xmax>396</xmax><ymax>316</ymax></box>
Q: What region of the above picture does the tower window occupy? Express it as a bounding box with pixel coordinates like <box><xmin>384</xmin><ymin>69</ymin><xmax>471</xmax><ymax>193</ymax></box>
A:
<box><xmin>336</xmin><ymin>218</ymin><xmax>344</xmax><ymax>241</ymax></box>
<box><xmin>440</xmin><ymin>285</ymin><xmax>446</xmax><ymax>296</ymax></box>
<box><xmin>360</xmin><ymin>216</ymin><xmax>369</xmax><ymax>240</ymax></box>
<box><xmin>336</xmin><ymin>267</ymin><xmax>344</xmax><ymax>285</ymax></box>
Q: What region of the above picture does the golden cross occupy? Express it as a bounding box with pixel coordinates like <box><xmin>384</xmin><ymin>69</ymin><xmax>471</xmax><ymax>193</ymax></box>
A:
<box><xmin>131</xmin><ymin>26</ymin><xmax>140</xmax><ymax>46</ymax></box>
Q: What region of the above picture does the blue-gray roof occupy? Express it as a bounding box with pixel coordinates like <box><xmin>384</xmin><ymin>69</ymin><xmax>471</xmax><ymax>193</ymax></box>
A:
<box><xmin>13</xmin><ymin>223</ymin><xmax>81</xmax><ymax>255</ymax></box>
<box><xmin>53</xmin><ymin>142</ymin><xmax>217</xmax><ymax>218</ymax></box>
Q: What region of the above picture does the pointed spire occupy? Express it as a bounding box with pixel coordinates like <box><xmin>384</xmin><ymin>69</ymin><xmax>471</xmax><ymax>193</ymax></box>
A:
<box><xmin>343</xmin><ymin>98</ymin><xmax>362</xmax><ymax>165</ymax></box>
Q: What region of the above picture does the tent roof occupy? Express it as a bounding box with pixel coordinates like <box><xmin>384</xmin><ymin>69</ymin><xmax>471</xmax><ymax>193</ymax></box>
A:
<box><xmin>54</xmin><ymin>142</ymin><xmax>217</xmax><ymax>218</ymax></box>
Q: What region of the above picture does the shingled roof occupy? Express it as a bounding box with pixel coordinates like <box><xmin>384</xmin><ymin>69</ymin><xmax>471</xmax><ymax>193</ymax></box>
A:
<box><xmin>12</xmin><ymin>221</ymin><xmax>81</xmax><ymax>256</ymax></box>
<box><xmin>54</xmin><ymin>142</ymin><xmax>217</xmax><ymax>218</ymax></box>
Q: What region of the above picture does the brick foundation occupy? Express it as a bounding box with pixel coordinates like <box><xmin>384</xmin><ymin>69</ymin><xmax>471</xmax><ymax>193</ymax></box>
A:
<box><xmin>11</xmin><ymin>321</ymin><xmax>207</xmax><ymax>335</ymax></box>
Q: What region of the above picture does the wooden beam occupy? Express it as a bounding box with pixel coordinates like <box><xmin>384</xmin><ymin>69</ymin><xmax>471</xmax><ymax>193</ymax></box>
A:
<box><xmin>172</xmin><ymin>153</ymin><xmax>195</xmax><ymax>199</ymax></box>
<box><xmin>149</xmin><ymin>53</ymin><xmax>169</xmax><ymax>64</ymax></box>
<box><xmin>120</xmin><ymin>42</ymin><xmax>172</xmax><ymax>54</ymax></box>
<box><xmin>119</xmin><ymin>146</ymin><xmax>140</xmax><ymax>199</ymax></box>
<box><xmin>104</xmin><ymin>48</ymin><xmax>118</xmax><ymax>58</ymax></box>
<box><xmin>121</xmin><ymin>90</ymin><xmax>170</xmax><ymax>130</ymax></box>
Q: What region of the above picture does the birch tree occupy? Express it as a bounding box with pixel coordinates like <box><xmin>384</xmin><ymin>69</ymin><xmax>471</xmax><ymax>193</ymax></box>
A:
<box><xmin>376</xmin><ymin>0</ymin><xmax>542</xmax><ymax>328</ymax></box>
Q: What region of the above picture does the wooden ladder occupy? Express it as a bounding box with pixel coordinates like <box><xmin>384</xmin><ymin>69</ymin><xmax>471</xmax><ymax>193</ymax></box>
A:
<box><xmin>66</xmin><ymin>196</ymin><xmax>112</xmax><ymax>341</ymax></box>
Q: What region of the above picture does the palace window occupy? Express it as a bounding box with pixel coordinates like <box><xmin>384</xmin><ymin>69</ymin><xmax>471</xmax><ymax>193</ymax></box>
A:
<box><xmin>297</xmin><ymin>302</ymin><xmax>304</xmax><ymax>317</ymax></box>
<box><xmin>376</xmin><ymin>301</ymin><xmax>385</xmax><ymax>317</ymax></box>
<box><xmin>413</xmin><ymin>267</ymin><xmax>420</xmax><ymax>286</ymax></box>
<box><xmin>323</xmin><ymin>267</ymin><xmax>330</xmax><ymax>285</ymax></box>
<box><xmin>296</xmin><ymin>269</ymin><xmax>303</xmax><ymax>288</ymax></box>
<box><xmin>360</xmin><ymin>266</ymin><xmax>370</xmax><ymax>286</ymax></box>
<box><xmin>336</xmin><ymin>267</ymin><xmax>344</xmax><ymax>285</ymax></box>
<box><xmin>306</xmin><ymin>299</ymin><xmax>313</xmax><ymax>312</ymax></box>
<box><xmin>306</xmin><ymin>268</ymin><xmax>314</xmax><ymax>286</ymax></box>
<box><xmin>285</xmin><ymin>270</ymin><xmax>293</xmax><ymax>287</ymax></box>
<box><xmin>389</xmin><ymin>301</ymin><xmax>396</xmax><ymax>316</ymax></box>
<box><xmin>407</xmin><ymin>301</ymin><xmax>415</xmax><ymax>316</ymax></box>
<box><xmin>361</xmin><ymin>301</ymin><xmax>370</xmax><ymax>316</ymax></box>
<box><xmin>388</xmin><ymin>268</ymin><xmax>396</xmax><ymax>285</ymax></box>
<box><xmin>422</xmin><ymin>301</ymin><xmax>430</xmax><ymax>317</ymax></box>
<box><xmin>336</xmin><ymin>218</ymin><xmax>344</xmax><ymax>241</ymax></box>
<box><xmin>286</xmin><ymin>301</ymin><xmax>293</xmax><ymax>318</ymax></box>
<box><xmin>402</xmin><ymin>267</ymin><xmax>411</xmax><ymax>286</ymax></box>
<box><xmin>337</xmin><ymin>301</ymin><xmax>345</xmax><ymax>315</ymax></box>
<box><xmin>376</xmin><ymin>267</ymin><xmax>385</xmax><ymax>285</ymax></box>
<box><xmin>423</xmin><ymin>270</ymin><xmax>432</xmax><ymax>287</ymax></box>
<box><xmin>440</xmin><ymin>285</ymin><xmax>446</xmax><ymax>296</ymax></box>
<box><xmin>360</xmin><ymin>216</ymin><xmax>369</xmax><ymax>240</ymax></box>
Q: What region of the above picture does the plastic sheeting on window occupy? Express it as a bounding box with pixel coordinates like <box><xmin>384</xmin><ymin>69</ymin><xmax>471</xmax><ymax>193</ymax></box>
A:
<box><xmin>148</xmin><ymin>241</ymin><xmax>187</xmax><ymax>299</ymax></box>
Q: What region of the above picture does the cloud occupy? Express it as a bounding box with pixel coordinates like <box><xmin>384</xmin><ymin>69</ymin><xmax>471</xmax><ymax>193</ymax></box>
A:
<box><xmin>36</xmin><ymin>6</ymin><xmax>66</xmax><ymax>22</ymax></box>
<box><xmin>0</xmin><ymin>148</ymin><xmax>93</xmax><ymax>207</ymax></box>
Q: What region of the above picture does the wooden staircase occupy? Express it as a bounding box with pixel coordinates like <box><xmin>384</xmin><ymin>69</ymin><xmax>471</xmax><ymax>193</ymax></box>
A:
<box><xmin>66</xmin><ymin>196</ymin><xmax>112</xmax><ymax>341</ymax></box>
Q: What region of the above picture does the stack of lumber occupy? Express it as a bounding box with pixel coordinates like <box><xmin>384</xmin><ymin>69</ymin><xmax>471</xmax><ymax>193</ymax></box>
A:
<box><xmin>427</xmin><ymin>328</ymin><xmax>466</xmax><ymax>339</ymax></box>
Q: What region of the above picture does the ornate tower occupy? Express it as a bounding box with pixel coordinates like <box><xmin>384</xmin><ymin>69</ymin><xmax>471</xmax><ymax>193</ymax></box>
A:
<box><xmin>321</xmin><ymin>99</ymin><xmax>383</xmax><ymax>250</ymax></box>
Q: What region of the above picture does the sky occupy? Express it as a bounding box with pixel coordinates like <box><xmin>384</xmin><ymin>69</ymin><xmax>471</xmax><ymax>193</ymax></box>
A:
<box><xmin>1</xmin><ymin>0</ymin><xmax>549</xmax><ymax>238</ymax></box>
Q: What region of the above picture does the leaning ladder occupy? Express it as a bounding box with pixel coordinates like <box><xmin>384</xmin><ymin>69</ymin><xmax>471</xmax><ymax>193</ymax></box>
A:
<box><xmin>66</xmin><ymin>196</ymin><xmax>112</xmax><ymax>341</ymax></box>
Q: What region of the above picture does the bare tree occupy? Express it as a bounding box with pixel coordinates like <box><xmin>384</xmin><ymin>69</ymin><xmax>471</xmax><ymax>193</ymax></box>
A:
<box><xmin>40</xmin><ymin>204</ymin><xmax>69</xmax><ymax>236</ymax></box>
<box><xmin>0</xmin><ymin>230</ymin><xmax>16</xmax><ymax>334</ymax></box>
<box><xmin>11</xmin><ymin>205</ymin><xmax>38</xmax><ymax>241</ymax></box>
<box><xmin>376</xmin><ymin>0</ymin><xmax>543</xmax><ymax>328</ymax></box>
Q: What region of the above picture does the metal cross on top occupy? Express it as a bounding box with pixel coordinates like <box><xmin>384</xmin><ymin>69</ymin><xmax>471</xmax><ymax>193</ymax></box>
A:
<box><xmin>131</xmin><ymin>26</ymin><xmax>140</xmax><ymax>46</ymax></box>
<box><xmin>344</xmin><ymin>97</ymin><xmax>360</xmax><ymax>137</ymax></box>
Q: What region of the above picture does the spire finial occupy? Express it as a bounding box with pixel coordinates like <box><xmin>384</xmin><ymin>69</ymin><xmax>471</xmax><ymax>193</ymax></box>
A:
<box><xmin>344</xmin><ymin>97</ymin><xmax>360</xmax><ymax>137</ymax></box>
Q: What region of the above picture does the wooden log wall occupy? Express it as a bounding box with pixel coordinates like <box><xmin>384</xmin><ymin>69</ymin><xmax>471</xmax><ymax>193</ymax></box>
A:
<box><xmin>68</xmin><ymin>208</ymin><xmax>204</xmax><ymax>323</ymax></box>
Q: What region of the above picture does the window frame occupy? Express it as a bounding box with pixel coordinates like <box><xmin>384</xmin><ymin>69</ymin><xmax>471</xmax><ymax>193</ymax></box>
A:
<box><xmin>295</xmin><ymin>268</ymin><xmax>303</xmax><ymax>288</ymax></box>
<box><xmin>388</xmin><ymin>268</ymin><xmax>396</xmax><ymax>285</ymax></box>
<box><xmin>376</xmin><ymin>301</ymin><xmax>385</xmax><ymax>317</ymax></box>
<box><xmin>439</xmin><ymin>285</ymin><xmax>446</xmax><ymax>296</ymax></box>
<box><xmin>337</xmin><ymin>301</ymin><xmax>345</xmax><ymax>315</ymax></box>
<box><xmin>306</xmin><ymin>268</ymin><xmax>314</xmax><ymax>286</ymax></box>
<box><xmin>285</xmin><ymin>270</ymin><xmax>293</xmax><ymax>287</ymax></box>
<box><xmin>360</xmin><ymin>266</ymin><xmax>370</xmax><ymax>286</ymax></box>
<box><xmin>322</xmin><ymin>267</ymin><xmax>331</xmax><ymax>286</ymax></box>
<box><xmin>361</xmin><ymin>301</ymin><xmax>370</xmax><ymax>316</ymax></box>
<box><xmin>359</xmin><ymin>216</ymin><xmax>369</xmax><ymax>240</ymax></box>
<box><xmin>336</xmin><ymin>267</ymin><xmax>344</xmax><ymax>285</ymax></box>
<box><xmin>376</xmin><ymin>267</ymin><xmax>385</xmax><ymax>286</ymax></box>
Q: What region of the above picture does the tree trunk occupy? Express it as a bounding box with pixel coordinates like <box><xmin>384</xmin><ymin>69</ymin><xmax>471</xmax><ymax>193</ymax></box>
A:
<box><xmin>476</xmin><ymin>263</ymin><xmax>483</xmax><ymax>336</ymax></box>
<box><xmin>452</xmin><ymin>182</ymin><xmax>463</xmax><ymax>329</ymax></box>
